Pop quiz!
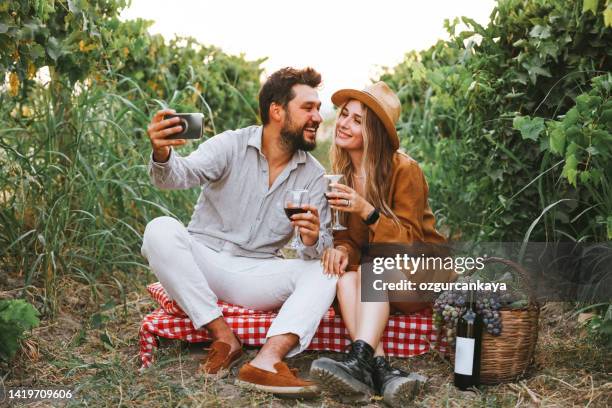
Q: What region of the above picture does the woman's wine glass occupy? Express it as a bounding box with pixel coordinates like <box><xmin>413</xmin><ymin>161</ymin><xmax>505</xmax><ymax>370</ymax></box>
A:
<box><xmin>324</xmin><ymin>174</ymin><xmax>347</xmax><ymax>231</ymax></box>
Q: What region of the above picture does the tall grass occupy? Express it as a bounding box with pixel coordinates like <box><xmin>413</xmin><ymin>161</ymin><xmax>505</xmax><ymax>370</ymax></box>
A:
<box><xmin>0</xmin><ymin>77</ymin><xmax>203</xmax><ymax>316</ymax></box>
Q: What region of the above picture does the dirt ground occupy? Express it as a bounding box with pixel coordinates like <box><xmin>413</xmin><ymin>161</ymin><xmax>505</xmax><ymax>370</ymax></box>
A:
<box><xmin>2</xmin><ymin>276</ymin><xmax>611</xmax><ymax>407</ymax></box>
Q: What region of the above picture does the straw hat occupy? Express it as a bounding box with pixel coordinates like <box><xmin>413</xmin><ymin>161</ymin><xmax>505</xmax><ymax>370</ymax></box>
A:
<box><xmin>331</xmin><ymin>81</ymin><xmax>401</xmax><ymax>150</ymax></box>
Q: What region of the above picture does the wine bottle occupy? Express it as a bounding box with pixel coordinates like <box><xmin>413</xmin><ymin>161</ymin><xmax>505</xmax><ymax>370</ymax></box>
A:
<box><xmin>453</xmin><ymin>291</ymin><xmax>483</xmax><ymax>390</ymax></box>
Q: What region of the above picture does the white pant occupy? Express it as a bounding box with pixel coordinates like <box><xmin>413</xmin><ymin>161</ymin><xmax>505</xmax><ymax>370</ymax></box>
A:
<box><xmin>141</xmin><ymin>216</ymin><xmax>337</xmax><ymax>356</ymax></box>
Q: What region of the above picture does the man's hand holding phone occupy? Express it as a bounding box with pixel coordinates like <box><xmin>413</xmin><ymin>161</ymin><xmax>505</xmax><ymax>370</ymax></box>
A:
<box><xmin>147</xmin><ymin>109</ymin><xmax>187</xmax><ymax>163</ymax></box>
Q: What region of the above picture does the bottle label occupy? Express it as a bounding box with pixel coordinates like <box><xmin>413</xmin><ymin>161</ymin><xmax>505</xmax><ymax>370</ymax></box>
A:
<box><xmin>454</xmin><ymin>337</ymin><xmax>475</xmax><ymax>375</ymax></box>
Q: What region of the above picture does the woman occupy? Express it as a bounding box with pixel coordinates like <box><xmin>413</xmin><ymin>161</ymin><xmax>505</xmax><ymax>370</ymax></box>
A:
<box><xmin>310</xmin><ymin>82</ymin><xmax>453</xmax><ymax>407</ymax></box>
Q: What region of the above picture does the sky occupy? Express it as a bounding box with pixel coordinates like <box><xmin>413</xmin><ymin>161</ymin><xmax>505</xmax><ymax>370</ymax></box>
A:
<box><xmin>120</xmin><ymin>0</ymin><xmax>496</xmax><ymax>115</ymax></box>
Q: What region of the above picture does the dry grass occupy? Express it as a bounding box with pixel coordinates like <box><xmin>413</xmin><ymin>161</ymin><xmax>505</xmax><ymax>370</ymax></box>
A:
<box><xmin>2</xmin><ymin>276</ymin><xmax>610</xmax><ymax>408</ymax></box>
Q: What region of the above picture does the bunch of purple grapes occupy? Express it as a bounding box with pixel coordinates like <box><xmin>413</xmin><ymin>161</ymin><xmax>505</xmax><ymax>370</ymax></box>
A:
<box><xmin>433</xmin><ymin>289</ymin><xmax>504</xmax><ymax>346</ymax></box>
<box><xmin>475</xmin><ymin>296</ymin><xmax>503</xmax><ymax>336</ymax></box>
<box><xmin>433</xmin><ymin>290</ymin><xmax>464</xmax><ymax>346</ymax></box>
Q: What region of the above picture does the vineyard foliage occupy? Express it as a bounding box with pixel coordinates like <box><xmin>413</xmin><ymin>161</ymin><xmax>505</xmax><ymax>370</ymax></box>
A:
<box><xmin>380</xmin><ymin>0</ymin><xmax>611</xmax><ymax>242</ymax></box>
<box><xmin>0</xmin><ymin>0</ymin><xmax>262</xmax><ymax>321</ymax></box>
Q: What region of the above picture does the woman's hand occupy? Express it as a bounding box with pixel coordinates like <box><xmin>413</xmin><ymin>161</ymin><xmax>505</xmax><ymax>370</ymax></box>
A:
<box><xmin>327</xmin><ymin>183</ymin><xmax>375</xmax><ymax>220</ymax></box>
<box><xmin>322</xmin><ymin>247</ymin><xmax>349</xmax><ymax>276</ymax></box>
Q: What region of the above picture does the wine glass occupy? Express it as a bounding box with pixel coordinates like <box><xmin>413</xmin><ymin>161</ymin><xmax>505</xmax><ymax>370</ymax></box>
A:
<box><xmin>283</xmin><ymin>189</ymin><xmax>309</xmax><ymax>250</ymax></box>
<box><xmin>324</xmin><ymin>174</ymin><xmax>347</xmax><ymax>231</ymax></box>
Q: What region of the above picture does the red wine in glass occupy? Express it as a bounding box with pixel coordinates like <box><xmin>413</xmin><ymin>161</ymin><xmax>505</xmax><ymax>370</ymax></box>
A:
<box><xmin>283</xmin><ymin>189</ymin><xmax>310</xmax><ymax>250</ymax></box>
<box><xmin>284</xmin><ymin>207</ymin><xmax>308</xmax><ymax>219</ymax></box>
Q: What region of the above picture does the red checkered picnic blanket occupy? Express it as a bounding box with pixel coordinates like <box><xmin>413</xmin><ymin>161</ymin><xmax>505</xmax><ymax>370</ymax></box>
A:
<box><xmin>139</xmin><ymin>282</ymin><xmax>442</xmax><ymax>370</ymax></box>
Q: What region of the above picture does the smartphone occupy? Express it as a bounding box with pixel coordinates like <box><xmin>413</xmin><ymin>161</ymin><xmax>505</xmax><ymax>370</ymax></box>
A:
<box><xmin>162</xmin><ymin>113</ymin><xmax>204</xmax><ymax>140</ymax></box>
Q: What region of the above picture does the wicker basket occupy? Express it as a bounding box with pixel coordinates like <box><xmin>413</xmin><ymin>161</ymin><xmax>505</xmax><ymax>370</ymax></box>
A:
<box><xmin>447</xmin><ymin>257</ymin><xmax>540</xmax><ymax>385</ymax></box>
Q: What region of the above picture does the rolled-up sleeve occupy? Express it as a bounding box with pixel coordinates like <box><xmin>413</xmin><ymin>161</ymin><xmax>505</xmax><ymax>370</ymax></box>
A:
<box><xmin>297</xmin><ymin>171</ymin><xmax>332</xmax><ymax>259</ymax></box>
<box><xmin>148</xmin><ymin>131</ymin><xmax>234</xmax><ymax>190</ymax></box>
<box><xmin>370</xmin><ymin>160</ymin><xmax>425</xmax><ymax>243</ymax></box>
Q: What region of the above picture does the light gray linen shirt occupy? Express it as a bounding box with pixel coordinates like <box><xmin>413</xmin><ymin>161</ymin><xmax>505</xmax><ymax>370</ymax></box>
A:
<box><xmin>148</xmin><ymin>125</ymin><xmax>332</xmax><ymax>259</ymax></box>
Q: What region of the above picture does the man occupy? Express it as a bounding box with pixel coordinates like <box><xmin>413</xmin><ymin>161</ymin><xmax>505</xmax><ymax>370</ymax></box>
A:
<box><xmin>141</xmin><ymin>67</ymin><xmax>335</xmax><ymax>397</ymax></box>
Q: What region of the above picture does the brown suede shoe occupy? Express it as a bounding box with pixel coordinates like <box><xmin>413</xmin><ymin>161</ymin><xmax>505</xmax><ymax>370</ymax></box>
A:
<box><xmin>198</xmin><ymin>340</ymin><xmax>244</xmax><ymax>379</ymax></box>
<box><xmin>235</xmin><ymin>362</ymin><xmax>319</xmax><ymax>398</ymax></box>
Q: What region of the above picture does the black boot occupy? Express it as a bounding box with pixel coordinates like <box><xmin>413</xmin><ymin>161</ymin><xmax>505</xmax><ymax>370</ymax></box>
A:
<box><xmin>372</xmin><ymin>356</ymin><xmax>427</xmax><ymax>407</ymax></box>
<box><xmin>310</xmin><ymin>340</ymin><xmax>376</xmax><ymax>403</ymax></box>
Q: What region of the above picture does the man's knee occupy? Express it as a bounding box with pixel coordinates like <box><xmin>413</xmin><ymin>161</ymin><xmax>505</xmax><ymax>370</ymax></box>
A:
<box><xmin>141</xmin><ymin>216</ymin><xmax>183</xmax><ymax>257</ymax></box>
<box><xmin>297</xmin><ymin>260</ymin><xmax>337</xmax><ymax>291</ymax></box>
<box><xmin>311</xmin><ymin>263</ymin><xmax>338</xmax><ymax>298</ymax></box>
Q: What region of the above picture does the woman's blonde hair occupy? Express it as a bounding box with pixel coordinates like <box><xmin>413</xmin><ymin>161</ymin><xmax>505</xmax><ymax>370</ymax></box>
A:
<box><xmin>330</xmin><ymin>101</ymin><xmax>401</xmax><ymax>228</ymax></box>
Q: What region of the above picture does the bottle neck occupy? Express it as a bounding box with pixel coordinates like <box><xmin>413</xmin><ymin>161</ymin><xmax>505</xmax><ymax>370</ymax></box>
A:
<box><xmin>463</xmin><ymin>302</ymin><xmax>477</xmax><ymax>321</ymax></box>
<box><xmin>466</xmin><ymin>291</ymin><xmax>476</xmax><ymax>310</ymax></box>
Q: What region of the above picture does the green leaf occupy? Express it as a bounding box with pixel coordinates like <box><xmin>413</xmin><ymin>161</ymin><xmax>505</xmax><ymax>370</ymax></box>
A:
<box><xmin>566</xmin><ymin>141</ymin><xmax>579</xmax><ymax>155</ymax></box>
<box><xmin>550</xmin><ymin>126</ymin><xmax>566</xmax><ymax>154</ymax></box>
<box><xmin>582</xmin><ymin>0</ymin><xmax>599</xmax><ymax>14</ymax></box>
<box><xmin>528</xmin><ymin>65</ymin><xmax>552</xmax><ymax>79</ymax></box>
<box><xmin>28</xmin><ymin>44</ymin><xmax>46</xmax><ymax>60</ymax></box>
<box><xmin>576</xmin><ymin>94</ymin><xmax>599</xmax><ymax>114</ymax></box>
<box><xmin>461</xmin><ymin>17</ymin><xmax>485</xmax><ymax>33</ymax></box>
<box><xmin>101</xmin><ymin>299</ymin><xmax>116</xmax><ymax>311</ymax></box>
<box><xmin>580</xmin><ymin>171</ymin><xmax>591</xmax><ymax>183</ymax></box>
<box><xmin>67</xmin><ymin>0</ymin><xmax>83</xmax><ymax>14</ymax></box>
<box><xmin>504</xmin><ymin>92</ymin><xmax>525</xmax><ymax>99</ymax></box>
<box><xmin>0</xmin><ymin>23</ymin><xmax>8</xmax><ymax>34</ymax></box>
<box><xmin>0</xmin><ymin>325</ymin><xmax>24</xmax><ymax>361</ymax></box>
<box><xmin>46</xmin><ymin>37</ymin><xmax>64</xmax><ymax>61</ymax></box>
<box><xmin>0</xmin><ymin>299</ymin><xmax>40</xmax><ymax>330</ymax></box>
<box><xmin>605</xmin><ymin>6</ymin><xmax>612</xmax><ymax>27</ymax></box>
<box><xmin>539</xmin><ymin>41</ymin><xmax>560</xmax><ymax>58</ymax></box>
<box><xmin>513</xmin><ymin>39</ymin><xmax>528</xmax><ymax>47</ymax></box>
<box><xmin>90</xmin><ymin>313</ymin><xmax>109</xmax><ymax>329</ymax></box>
<box><xmin>522</xmin><ymin>60</ymin><xmax>552</xmax><ymax>84</ymax></box>
<box><xmin>563</xmin><ymin>107</ymin><xmax>580</xmax><ymax>128</ymax></box>
<box><xmin>529</xmin><ymin>25</ymin><xmax>551</xmax><ymax>39</ymax></box>
<box><xmin>0</xmin><ymin>300</ymin><xmax>40</xmax><ymax>362</ymax></box>
<box><xmin>565</xmin><ymin>125</ymin><xmax>582</xmax><ymax>141</ymax></box>
<box><xmin>562</xmin><ymin>154</ymin><xmax>579</xmax><ymax>186</ymax></box>
<box><xmin>513</xmin><ymin>116</ymin><xmax>545</xmax><ymax>141</ymax></box>
<box><xmin>586</xmin><ymin>146</ymin><xmax>599</xmax><ymax>155</ymax></box>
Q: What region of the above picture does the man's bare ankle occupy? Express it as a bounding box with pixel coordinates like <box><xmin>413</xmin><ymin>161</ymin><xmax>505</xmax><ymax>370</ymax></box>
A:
<box><xmin>214</xmin><ymin>333</ymin><xmax>240</xmax><ymax>351</ymax></box>
<box><xmin>249</xmin><ymin>355</ymin><xmax>279</xmax><ymax>373</ymax></box>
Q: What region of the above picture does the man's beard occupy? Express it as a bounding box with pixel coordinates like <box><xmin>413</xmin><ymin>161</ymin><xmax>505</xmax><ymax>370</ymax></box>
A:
<box><xmin>280</xmin><ymin>114</ymin><xmax>317</xmax><ymax>152</ymax></box>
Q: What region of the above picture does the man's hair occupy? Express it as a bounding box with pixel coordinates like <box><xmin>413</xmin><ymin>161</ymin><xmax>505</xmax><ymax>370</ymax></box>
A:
<box><xmin>258</xmin><ymin>67</ymin><xmax>322</xmax><ymax>124</ymax></box>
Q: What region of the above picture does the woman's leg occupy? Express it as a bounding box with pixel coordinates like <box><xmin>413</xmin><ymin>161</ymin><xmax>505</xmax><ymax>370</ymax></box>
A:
<box><xmin>310</xmin><ymin>268</ymin><xmax>381</xmax><ymax>401</ymax></box>
<box><xmin>354</xmin><ymin>267</ymin><xmax>387</xmax><ymax>356</ymax></box>
<box><xmin>337</xmin><ymin>271</ymin><xmax>359</xmax><ymax>337</ymax></box>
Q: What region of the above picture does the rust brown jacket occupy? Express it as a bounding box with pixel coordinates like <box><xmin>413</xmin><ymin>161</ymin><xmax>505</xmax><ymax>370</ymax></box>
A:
<box><xmin>334</xmin><ymin>152</ymin><xmax>446</xmax><ymax>271</ymax></box>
